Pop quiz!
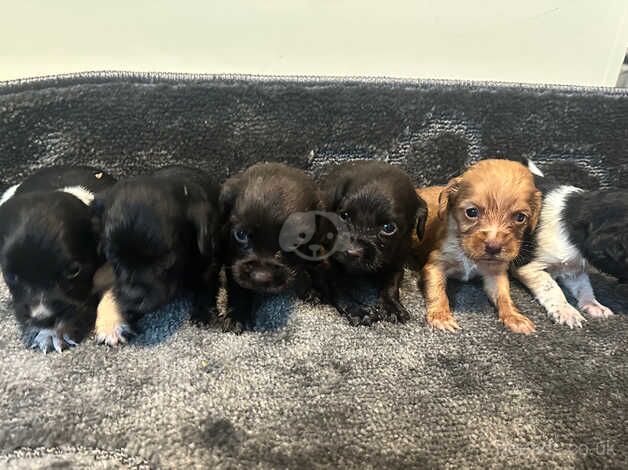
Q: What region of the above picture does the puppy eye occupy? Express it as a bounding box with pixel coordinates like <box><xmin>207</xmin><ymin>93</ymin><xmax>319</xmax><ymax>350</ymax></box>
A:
<box><xmin>233</xmin><ymin>229</ymin><xmax>249</xmax><ymax>244</ymax></box>
<box><xmin>514</xmin><ymin>212</ymin><xmax>527</xmax><ymax>223</ymax></box>
<box><xmin>465</xmin><ymin>207</ymin><xmax>479</xmax><ymax>219</ymax></box>
<box><xmin>3</xmin><ymin>271</ymin><xmax>18</xmax><ymax>286</ymax></box>
<box><xmin>381</xmin><ymin>223</ymin><xmax>397</xmax><ymax>236</ymax></box>
<box><xmin>339</xmin><ymin>211</ymin><xmax>350</xmax><ymax>221</ymax></box>
<box><xmin>64</xmin><ymin>263</ymin><xmax>82</xmax><ymax>280</ymax></box>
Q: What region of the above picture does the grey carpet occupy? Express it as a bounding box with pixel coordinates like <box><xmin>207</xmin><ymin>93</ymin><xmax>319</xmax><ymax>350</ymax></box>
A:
<box><xmin>0</xmin><ymin>73</ymin><xmax>626</xmax><ymax>469</ymax></box>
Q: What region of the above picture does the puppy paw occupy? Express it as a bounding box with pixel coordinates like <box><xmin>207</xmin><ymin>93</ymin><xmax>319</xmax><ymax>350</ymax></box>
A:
<box><xmin>220</xmin><ymin>316</ymin><xmax>248</xmax><ymax>334</ymax></box>
<box><xmin>95</xmin><ymin>323</ymin><xmax>133</xmax><ymax>346</ymax></box>
<box><xmin>427</xmin><ymin>310</ymin><xmax>460</xmax><ymax>332</ymax></box>
<box><xmin>501</xmin><ymin>313</ymin><xmax>536</xmax><ymax>334</ymax></box>
<box><xmin>344</xmin><ymin>304</ymin><xmax>381</xmax><ymax>326</ymax></box>
<box><xmin>383</xmin><ymin>303</ymin><xmax>411</xmax><ymax>324</ymax></box>
<box><xmin>548</xmin><ymin>303</ymin><xmax>586</xmax><ymax>328</ymax></box>
<box><xmin>297</xmin><ymin>288</ymin><xmax>320</xmax><ymax>304</ymax></box>
<box><xmin>31</xmin><ymin>329</ymin><xmax>77</xmax><ymax>354</ymax></box>
<box><xmin>95</xmin><ymin>289</ymin><xmax>133</xmax><ymax>347</ymax></box>
<box><xmin>580</xmin><ymin>300</ymin><xmax>614</xmax><ymax>318</ymax></box>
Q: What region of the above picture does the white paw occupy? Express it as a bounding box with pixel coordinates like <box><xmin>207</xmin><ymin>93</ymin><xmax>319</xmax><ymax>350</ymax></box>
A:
<box><xmin>580</xmin><ymin>300</ymin><xmax>614</xmax><ymax>318</ymax></box>
<box><xmin>95</xmin><ymin>323</ymin><xmax>133</xmax><ymax>346</ymax></box>
<box><xmin>30</xmin><ymin>329</ymin><xmax>77</xmax><ymax>353</ymax></box>
<box><xmin>549</xmin><ymin>303</ymin><xmax>586</xmax><ymax>328</ymax></box>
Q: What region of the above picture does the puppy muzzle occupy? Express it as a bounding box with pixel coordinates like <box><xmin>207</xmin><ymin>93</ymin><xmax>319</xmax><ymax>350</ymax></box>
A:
<box><xmin>332</xmin><ymin>238</ymin><xmax>382</xmax><ymax>273</ymax></box>
<box><xmin>115</xmin><ymin>282</ymin><xmax>174</xmax><ymax>314</ymax></box>
<box><xmin>232</xmin><ymin>257</ymin><xmax>295</xmax><ymax>294</ymax></box>
<box><xmin>20</xmin><ymin>297</ymin><xmax>83</xmax><ymax>329</ymax></box>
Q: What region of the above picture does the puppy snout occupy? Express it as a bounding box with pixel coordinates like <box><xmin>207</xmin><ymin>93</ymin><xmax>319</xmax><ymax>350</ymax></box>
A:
<box><xmin>484</xmin><ymin>241</ymin><xmax>503</xmax><ymax>256</ymax></box>
<box><xmin>251</xmin><ymin>270</ymin><xmax>273</xmax><ymax>285</ymax></box>
<box><xmin>345</xmin><ymin>245</ymin><xmax>364</xmax><ymax>258</ymax></box>
<box><xmin>29</xmin><ymin>302</ymin><xmax>53</xmax><ymax>320</ymax></box>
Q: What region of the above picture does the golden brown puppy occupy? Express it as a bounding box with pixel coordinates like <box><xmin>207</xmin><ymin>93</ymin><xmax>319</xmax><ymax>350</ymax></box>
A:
<box><xmin>416</xmin><ymin>159</ymin><xmax>542</xmax><ymax>334</ymax></box>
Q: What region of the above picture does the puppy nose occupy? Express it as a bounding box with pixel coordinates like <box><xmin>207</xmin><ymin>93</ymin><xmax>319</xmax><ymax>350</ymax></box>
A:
<box><xmin>346</xmin><ymin>246</ymin><xmax>364</xmax><ymax>257</ymax></box>
<box><xmin>251</xmin><ymin>270</ymin><xmax>273</xmax><ymax>284</ymax></box>
<box><xmin>485</xmin><ymin>241</ymin><xmax>502</xmax><ymax>256</ymax></box>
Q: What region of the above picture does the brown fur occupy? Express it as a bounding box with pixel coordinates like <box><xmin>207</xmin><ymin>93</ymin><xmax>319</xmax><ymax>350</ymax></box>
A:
<box><xmin>416</xmin><ymin>159</ymin><xmax>541</xmax><ymax>334</ymax></box>
<box><xmin>410</xmin><ymin>186</ymin><xmax>446</xmax><ymax>268</ymax></box>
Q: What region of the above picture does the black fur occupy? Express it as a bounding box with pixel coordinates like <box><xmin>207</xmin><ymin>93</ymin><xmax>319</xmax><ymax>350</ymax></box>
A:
<box><xmin>92</xmin><ymin>165</ymin><xmax>221</xmax><ymax>327</ymax></box>
<box><xmin>219</xmin><ymin>162</ymin><xmax>321</xmax><ymax>332</ymax></box>
<box><xmin>501</xmin><ymin>155</ymin><xmax>628</xmax><ymax>283</ymax></box>
<box><xmin>320</xmin><ymin>161</ymin><xmax>427</xmax><ymax>325</ymax></box>
<box><xmin>13</xmin><ymin>165</ymin><xmax>116</xmax><ymax>195</ymax></box>
<box><xmin>564</xmin><ymin>189</ymin><xmax>628</xmax><ymax>283</ymax></box>
<box><xmin>0</xmin><ymin>166</ymin><xmax>116</xmax><ymax>350</ymax></box>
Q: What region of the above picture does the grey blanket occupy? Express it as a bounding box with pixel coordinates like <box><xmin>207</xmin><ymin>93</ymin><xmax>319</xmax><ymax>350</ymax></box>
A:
<box><xmin>0</xmin><ymin>73</ymin><xmax>626</xmax><ymax>469</ymax></box>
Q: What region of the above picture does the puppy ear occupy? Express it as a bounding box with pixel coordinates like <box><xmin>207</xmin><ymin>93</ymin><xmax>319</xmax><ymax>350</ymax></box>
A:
<box><xmin>322</xmin><ymin>172</ymin><xmax>351</xmax><ymax>212</ymax></box>
<box><xmin>89</xmin><ymin>190</ymin><xmax>109</xmax><ymax>254</ymax></box>
<box><xmin>528</xmin><ymin>189</ymin><xmax>543</xmax><ymax>232</ymax></box>
<box><xmin>186</xmin><ymin>187</ymin><xmax>216</xmax><ymax>257</ymax></box>
<box><xmin>438</xmin><ymin>177</ymin><xmax>462</xmax><ymax>220</ymax></box>
<box><xmin>219</xmin><ymin>175</ymin><xmax>241</xmax><ymax>218</ymax></box>
<box><xmin>414</xmin><ymin>194</ymin><xmax>428</xmax><ymax>240</ymax></box>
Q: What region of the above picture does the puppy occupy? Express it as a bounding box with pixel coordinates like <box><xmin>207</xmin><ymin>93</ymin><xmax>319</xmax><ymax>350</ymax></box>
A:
<box><xmin>513</xmin><ymin>170</ymin><xmax>626</xmax><ymax>327</ymax></box>
<box><xmin>91</xmin><ymin>165</ymin><xmax>220</xmax><ymax>344</ymax></box>
<box><xmin>219</xmin><ymin>162</ymin><xmax>322</xmax><ymax>332</ymax></box>
<box><xmin>417</xmin><ymin>159</ymin><xmax>542</xmax><ymax>334</ymax></box>
<box><xmin>320</xmin><ymin>160</ymin><xmax>427</xmax><ymax>325</ymax></box>
<box><xmin>0</xmin><ymin>166</ymin><xmax>116</xmax><ymax>352</ymax></box>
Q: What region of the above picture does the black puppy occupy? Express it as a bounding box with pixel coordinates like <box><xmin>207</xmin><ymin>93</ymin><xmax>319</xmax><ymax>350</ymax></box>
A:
<box><xmin>219</xmin><ymin>162</ymin><xmax>322</xmax><ymax>332</ymax></box>
<box><xmin>564</xmin><ymin>189</ymin><xmax>628</xmax><ymax>283</ymax></box>
<box><xmin>320</xmin><ymin>160</ymin><xmax>427</xmax><ymax>325</ymax></box>
<box><xmin>0</xmin><ymin>166</ymin><xmax>116</xmax><ymax>352</ymax></box>
<box><xmin>514</xmin><ymin>177</ymin><xmax>627</xmax><ymax>327</ymax></box>
<box><xmin>92</xmin><ymin>165</ymin><xmax>220</xmax><ymax>344</ymax></box>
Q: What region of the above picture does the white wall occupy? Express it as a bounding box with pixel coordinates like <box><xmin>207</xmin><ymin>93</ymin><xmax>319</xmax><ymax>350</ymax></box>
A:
<box><xmin>1</xmin><ymin>0</ymin><xmax>627</xmax><ymax>86</ymax></box>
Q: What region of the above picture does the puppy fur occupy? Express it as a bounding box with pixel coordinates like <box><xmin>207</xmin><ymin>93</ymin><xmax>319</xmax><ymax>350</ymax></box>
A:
<box><xmin>219</xmin><ymin>162</ymin><xmax>322</xmax><ymax>332</ymax></box>
<box><xmin>513</xmin><ymin>183</ymin><xmax>625</xmax><ymax>327</ymax></box>
<box><xmin>92</xmin><ymin>165</ymin><xmax>221</xmax><ymax>343</ymax></box>
<box><xmin>320</xmin><ymin>160</ymin><xmax>427</xmax><ymax>326</ymax></box>
<box><xmin>416</xmin><ymin>159</ymin><xmax>542</xmax><ymax>334</ymax></box>
<box><xmin>0</xmin><ymin>166</ymin><xmax>116</xmax><ymax>352</ymax></box>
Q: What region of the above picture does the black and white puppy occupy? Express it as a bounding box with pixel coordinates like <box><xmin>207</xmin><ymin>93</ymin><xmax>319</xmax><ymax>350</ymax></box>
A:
<box><xmin>219</xmin><ymin>162</ymin><xmax>322</xmax><ymax>332</ymax></box>
<box><xmin>513</xmin><ymin>160</ymin><xmax>626</xmax><ymax>327</ymax></box>
<box><xmin>320</xmin><ymin>160</ymin><xmax>427</xmax><ymax>325</ymax></box>
<box><xmin>0</xmin><ymin>166</ymin><xmax>116</xmax><ymax>352</ymax></box>
<box><xmin>92</xmin><ymin>165</ymin><xmax>221</xmax><ymax>344</ymax></box>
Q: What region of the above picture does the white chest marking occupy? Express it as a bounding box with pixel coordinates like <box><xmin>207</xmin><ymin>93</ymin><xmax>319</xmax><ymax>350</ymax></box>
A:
<box><xmin>440</xmin><ymin>216</ymin><xmax>480</xmax><ymax>282</ymax></box>
<box><xmin>0</xmin><ymin>183</ymin><xmax>21</xmax><ymax>206</ymax></box>
<box><xmin>59</xmin><ymin>186</ymin><xmax>94</xmax><ymax>205</ymax></box>
<box><xmin>534</xmin><ymin>186</ymin><xmax>587</xmax><ymax>275</ymax></box>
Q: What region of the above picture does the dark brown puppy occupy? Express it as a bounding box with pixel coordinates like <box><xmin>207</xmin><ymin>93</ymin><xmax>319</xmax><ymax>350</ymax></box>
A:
<box><xmin>320</xmin><ymin>160</ymin><xmax>427</xmax><ymax>325</ymax></box>
<box><xmin>219</xmin><ymin>162</ymin><xmax>322</xmax><ymax>332</ymax></box>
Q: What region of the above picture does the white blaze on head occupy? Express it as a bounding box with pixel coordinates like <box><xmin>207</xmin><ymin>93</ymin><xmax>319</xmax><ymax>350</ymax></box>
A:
<box><xmin>0</xmin><ymin>183</ymin><xmax>21</xmax><ymax>206</ymax></box>
<box><xmin>59</xmin><ymin>186</ymin><xmax>95</xmax><ymax>205</ymax></box>
<box><xmin>526</xmin><ymin>159</ymin><xmax>544</xmax><ymax>177</ymax></box>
